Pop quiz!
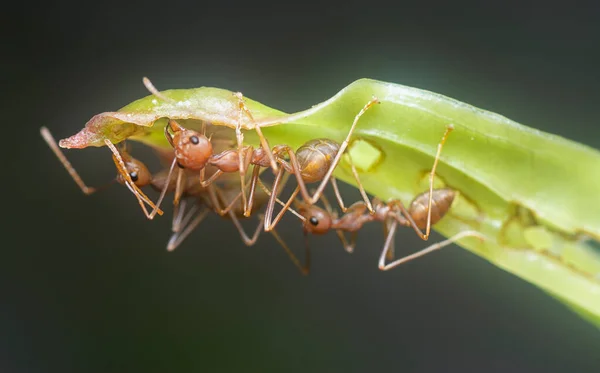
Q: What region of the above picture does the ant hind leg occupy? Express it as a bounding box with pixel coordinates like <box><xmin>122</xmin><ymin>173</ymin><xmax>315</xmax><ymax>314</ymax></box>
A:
<box><xmin>378</xmin><ymin>229</ymin><xmax>486</xmax><ymax>270</ymax></box>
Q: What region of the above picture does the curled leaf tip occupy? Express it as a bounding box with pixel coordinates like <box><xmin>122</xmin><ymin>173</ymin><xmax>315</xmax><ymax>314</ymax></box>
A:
<box><xmin>59</xmin><ymin>112</ymin><xmax>155</xmax><ymax>148</ymax></box>
<box><xmin>59</xmin><ymin>130</ymin><xmax>96</xmax><ymax>149</ymax></box>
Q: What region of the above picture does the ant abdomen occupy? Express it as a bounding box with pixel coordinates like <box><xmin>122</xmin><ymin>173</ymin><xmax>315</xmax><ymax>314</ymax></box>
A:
<box><xmin>296</xmin><ymin>139</ymin><xmax>340</xmax><ymax>183</ymax></box>
<box><xmin>172</xmin><ymin>130</ymin><xmax>213</xmax><ymax>170</ymax></box>
<box><xmin>409</xmin><ymin>188</ymin><xmax>456</xmax><ymax>229</ymax></box>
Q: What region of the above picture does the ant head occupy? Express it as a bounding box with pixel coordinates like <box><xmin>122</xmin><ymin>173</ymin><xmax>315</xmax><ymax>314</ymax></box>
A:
<box><xmin>299</xmin><ymin>204</ymin><xmax>332</xmax><ymax>234</ymax></box>
<box><xmin>117</xmin><ymin>157</ymin><xmax>153</xmax><ymax>187</ymax></box>
<box><xmin>172</xmin><ymin>128</ymin><xmax>213</xmax><ymax>170</ymax></box>
<box><xmin>296</xmin><ymin>139</ymin><xmax>340</xmax><ymax>183</ymax></box>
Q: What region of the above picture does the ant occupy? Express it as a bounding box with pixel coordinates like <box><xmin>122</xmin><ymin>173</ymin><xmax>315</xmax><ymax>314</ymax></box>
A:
<box><xmin>297</xmin><ymin>189</ymin><xmax>485</xmax><ymax>272</ymax></box>
<box><xmin>40</xmin><ymin>127</ymin><xmax>164</xmax><ymax>218</ymax></box>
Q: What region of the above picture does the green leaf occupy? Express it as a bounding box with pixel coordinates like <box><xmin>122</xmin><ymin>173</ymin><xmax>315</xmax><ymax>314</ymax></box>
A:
<box><xmin>57</xmin><ymin>78</ymin><xmax>600</xmax><ymax>327</ymax></box>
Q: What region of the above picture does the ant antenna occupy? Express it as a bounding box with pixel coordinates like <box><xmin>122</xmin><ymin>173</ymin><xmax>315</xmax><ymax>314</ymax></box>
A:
<box><xmin>143</xmin><ymin>77</ymin><xmax>176</xmax><ymax>103</ymax></box>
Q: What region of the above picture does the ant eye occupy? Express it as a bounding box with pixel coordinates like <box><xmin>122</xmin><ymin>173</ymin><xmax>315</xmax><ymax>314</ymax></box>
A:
<box><xmin>309</xmin><ymin>217</ymin><xmax>319</xmax><ymax>226</ymax></box>
<box><xmin>190</xmin><ymin>135</ymin><xmax>200</xmax><ymax>145</ymax></box>
<box><xmin>129</xmin><ymin>171</ymin><xmax>138</xmax><ymax>182</ymax></box>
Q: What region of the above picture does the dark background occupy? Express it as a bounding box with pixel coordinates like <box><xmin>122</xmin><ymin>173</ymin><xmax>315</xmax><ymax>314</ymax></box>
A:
<box><xmin>5</xmin><ymin>1</ymin><xmax>600</xmax><ymax>372</ymax></box>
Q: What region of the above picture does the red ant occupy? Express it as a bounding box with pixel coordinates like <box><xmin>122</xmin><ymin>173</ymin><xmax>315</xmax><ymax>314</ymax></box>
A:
<box><xmin>296</xmin><ymin>188</ymin><xmax>485</xmax><ymax>272</ymax></box>
<box><xmin>40</xmin><ymin>127</ymin><xmax>164</xmax><ymax>217</ymax></box>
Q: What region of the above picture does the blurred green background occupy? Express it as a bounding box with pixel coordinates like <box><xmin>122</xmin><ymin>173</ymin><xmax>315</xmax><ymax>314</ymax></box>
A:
<box><xmin>5</xmin><ymin>0</ymin><xmax>600</xmax><ymax>372</ymax></box>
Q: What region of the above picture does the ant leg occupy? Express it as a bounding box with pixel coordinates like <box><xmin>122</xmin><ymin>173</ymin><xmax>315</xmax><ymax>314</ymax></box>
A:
<box><xmin>335</xmin><ymin>230</ymin><xmax>358</xmax><ymax>253</ymax></box>
<box><xmin>377</xmin><ymin>219</ymin><xmax>398</xmax><ymax>269</ymax></box>
<box><xmin>149</xmin><ymin>121</ymin><xmax>188</xmax><ymax>219</ymax></box>
<box><xmin>172</xmin><ymin>199</ymin><xmax>189</xmax><ymax>233</ymax></box>
<box><xmin>228</xmin><ymin>210</ymin><xmax>264</xmax><ymax>246</ymax></box>
<box><xmin>40</xmin><ymin>127</ymin><xmax>109</xmax><ymax>195</ymax></box>
<box><xmin>388</xmin><ymin>200</ymin><xmax>428</xmax><ymax>240</ymax></box>
<box><xmin>329</xmin><ymin>154</ymin><xmax>374</xmax><ymax>213</ymax></box>
<box><xmin>256</xmin><ymin>179</ymin><xmax>305</xmax><ymax>221</ymax></box>
<box><xmin>172</xmin><ymin>199</ymin><xmax>201</xmax><ymax>235</ymax></box>
<box><xmin>378</xmin><ymin>230</ymin><xmax>486</xmax><ymax>270</ymax></box>
<box><xmin>268</xmin><ymin>228</ymin><xmax>309</xmax><ymax>275</ymax></box>
<box><xmin>234</xmin><ymin>94</ymin><xmax>249</xmax><ymax>213</ymax></box>
<box><xmin>318</xmin><ymin>191</ymin><xmax>334</xmax><ymax>213</ymax></box>
<box><xmin>264</xmin><ymin>166</ymin><xmax>300</xmax><ymax>231</ymax></box>
<box><xmin>345</xmin><ymin>152</ymin><xmax>374</xmax><ymax>213</ymax></box>
<box><xmin>199</xmin><ymin>168</ymin><xmax>224</xmax><ymax>187</ymax></box>
<box><xmin>148</xmin><ymin>158</ymin><xmax>178</xmax><ymax>219</ymax></box>
<box><xmin>104</xmin><ymin>140</ymin><xmax>164</xmax><ymax>218</ymax></box>
<box><xmin>173</xmin><ymin>167</ymin><xmax>186</xmax><ymax>206</ymax></box>
<box><xmin>177</xmin><ymin>200</ymin><xmax>201</xmax><ymax>233</ymax></box>
<box><xmin>234</xmin><ymin>92</ymin><xmax>279</xmax><ymax>173</ymax></box>
<box><xmin>422</xmin><ymin>124</ymin><xmax>454</xmax><ymax>239</ymax></box>
<box><xmin>383</xmin><ymin>219</ymin><xmax>396</xmax><ymax>261</ymax></box>
<box><xmin>166</xmin><ymin>206</ymin><xmax>210</xmax><ymax>251</ymax></box>
<box><xmin>330</xmin><ymin>178</ymin><xmax>348</xmax><ymax>212</ymax></box>
<box><xmin>208</xmin><ymin>183</ymin><xmax>244</xmax><ymax>216</ymax></box>
<box><xmin>205</xmin><ymin>165</ymin><xmax>262</xmax><ymax>217</ymax></box>
<box><xmin>244</xmin><ymin>164</ymin><xmax>262</xmax><ymax>217</ymax></box>
<box><xmin>307</xmin><ymin>97</ymin><xmax>380</xmax><ymax>205</ymax></box>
